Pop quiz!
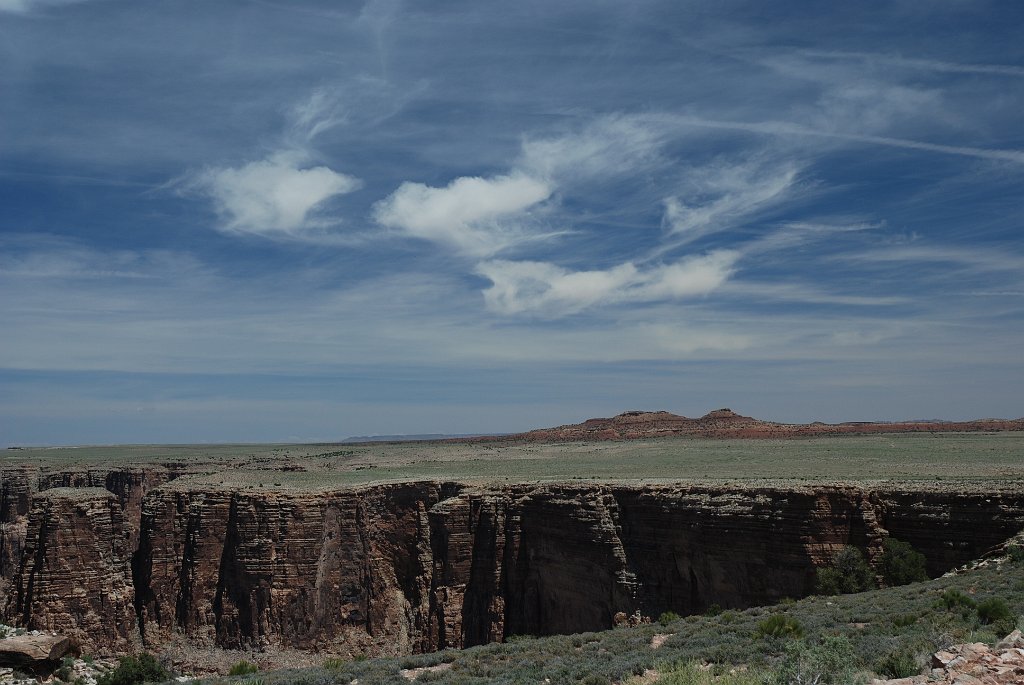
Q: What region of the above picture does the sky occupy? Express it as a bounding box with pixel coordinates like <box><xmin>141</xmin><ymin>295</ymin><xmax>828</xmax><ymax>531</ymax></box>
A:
<box><xmin>2</xmin><ymin>1</ymin><xmax>1023</xmax><ymax>445</ymax></box>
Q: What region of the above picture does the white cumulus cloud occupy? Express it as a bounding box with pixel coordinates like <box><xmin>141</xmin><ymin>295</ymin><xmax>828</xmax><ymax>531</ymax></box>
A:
<box><xmin>373</xmin><ymin>173</ymin><xmax>553</xmax><ymax>257</ymax></box>
<box><xmin>477</xmin><ymin>250</ymin><xmax>739</xmax><ymax>316</ymax></box>
<box><xmin>194</xmin><ymin>152</ymin><xmax>361</xmax><ymax>238</ymax></box>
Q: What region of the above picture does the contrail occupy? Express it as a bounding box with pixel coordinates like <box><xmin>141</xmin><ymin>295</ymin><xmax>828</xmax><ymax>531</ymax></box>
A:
<box><xmin>670</xmin><ymin>116</ymin><xmax>1024</xmax><ymax>164</ymax></box>
<box><xmin>801</xmin><ymin>50</ymin><xmax>1024</xmax><ymax>78</ymax></box>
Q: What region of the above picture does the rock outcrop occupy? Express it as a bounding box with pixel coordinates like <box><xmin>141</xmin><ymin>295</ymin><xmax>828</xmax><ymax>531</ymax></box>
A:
<box><xmin>0</xmin><ymin>633</ymin><xmax>71</xmax><ymax>669</ymax></box>
<box><xmin>6</xmin><ymin>488</ymin><xmax>138</xmax><ymax>653</ymax></box>
<box><xmin>3</xmin><ymin>480</ymin><xmax>1021</xmax><ymax>657</ymax></box>
<box><xmin>481</xmin><ymin>409</ymin><xmax>1024</xmax><ymax>442</ymax></box>
<box><xmin>873</xmin><ymin>630</ymin><xmax>1024</xmax><ymax>684</ymax></box>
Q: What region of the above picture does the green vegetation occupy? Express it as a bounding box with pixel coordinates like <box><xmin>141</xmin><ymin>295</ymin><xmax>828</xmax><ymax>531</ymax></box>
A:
<box><xmin>816</xmin><ymin>546</ymin><xmax>876</xmax><ymax>595</ymax></box>
<box><xmin>940</xmin><ymin>588</ymin><xmax>977</xmax><ymax>610</ymax></box>
<box><xmin>754</xmin><ymin>615</ymin><xmax>804</xmax><ymax>639</ymax></box>
<box><xmin>54</xmin><ymin>656</ymin><xmax>76</xmax><ymax>682</ymax></box>
<box><xmin>7</xmin><ymin>433</ymin><xmax>1024</xmax><ymax>487</ymax></box>
<box><xmin>1008</xmin><ymin>543</ymin><xmax>1024</xmax><ymax>564</ymax></box>
<box><xmin>874</xmin><ymin>648</ymin><xmax>920</xmax><ymax>679</ymax></box>
<box><xmin>228</xmin><ymin>661</ymin><xmax>260</xmax><ymax>676</ymax></box>
<box><xmin>767</xmin><ymin>636</ymin><xmax>857</xmax><ymax>685</ymax></box>
<box><xmin>95</xmin><ymin>653</ymin><xmax>170</xmax><ymax>685</ymax></box>
<box><xmin>976</xmin><ymin>597</ymin><xmax>1013</xmax><ymax>627</ymax></box>
<box><xmin>191</xmin><ymin>560</ymin><xmax>1024</xmax><ymax>685</ymax></box>
<box><xmin>880</xmin><ymin>538</ymin><xmax>929</xmax><ymax>586</ymax></box>
<box><xmin>658</xmin><ymin>611</ymin><xmax>681</xmax><ymax>626</ymax></box>
<box><xmin>322</xmin><ymin>658</ymin><xmax>347</xmax><ymax>669</ymax></box>
<box><xmin>656</xmin><ymin>661</ymin><xmax>763</xmax><ymax>685</ymax></box>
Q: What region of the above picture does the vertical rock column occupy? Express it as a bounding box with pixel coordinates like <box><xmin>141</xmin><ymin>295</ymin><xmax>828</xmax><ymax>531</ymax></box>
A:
<box><xmin>5</xmin><ymin>487</ymin><xmax>139</xmax><ymax>654</ymax></box>
<box><xmin>0</xmin><ymin>466</ymin><xmax>38</xmax><ymax>602</ymax></box>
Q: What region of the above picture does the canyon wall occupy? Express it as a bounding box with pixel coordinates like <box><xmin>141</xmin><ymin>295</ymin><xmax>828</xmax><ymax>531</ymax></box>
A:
<box><xmin>3</xmin><ymin>476</ymin><xmax>1024</xmax><ymax>658</ymax></box>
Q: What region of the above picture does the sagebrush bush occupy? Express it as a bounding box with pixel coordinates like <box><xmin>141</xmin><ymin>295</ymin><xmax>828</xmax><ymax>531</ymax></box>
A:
<box><xmin>755</xmin><ymin>614</ymin><xmax>804</xmax><ymax>639</ymax></box>
<box><xmin>817</xmin><ymin>546</ymin><xmax>876</xmax><ymax>595</ymax></box>
<box><xmin>875</xmin><ymin>648</ymin><xmax>919</xmax><ymax>679</ymax></box>
<box><xmin>769</xmin><ymin>636</ymin><xmax>857</xmax><ymax>685</ymax></box>
<box><xmin>656</xmin><ymin>661</ymin><xmax>764</xmax><ymax>685</ymax></box>
<box><xmin>940</xmin><ymin>589</ymin><xmax>977</xmax><ymax>610</ymax></box>
<box><xmin>96</xmin><ymin>653</ymin><xmax>170</xmax><ymax>685</ymax></box>
<box><xmin>1007</xmin><ymin>544</ymin><xmax>1024</xmax><ymax>564</ymax></box>
<box><xmin>880</xmin><ymin>538</ymin><xmax>929</xmax><ymax>586</ymax></box>
<box><xmin>976</xmin><ymin>597</ymin><xmax>1012</xmax><ymax>625</ymax></box>
<box><xmin>579</xmin><ymin>674</ymin><xmax>611</xmax><ymax>685</ymax></box>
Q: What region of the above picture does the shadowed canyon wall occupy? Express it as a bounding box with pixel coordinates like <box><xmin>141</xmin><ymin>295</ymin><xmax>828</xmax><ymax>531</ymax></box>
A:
<box><xmin>2</xmin><ymin>470</ymin><xmax>1024</xmax><ymax>658</ymax></box>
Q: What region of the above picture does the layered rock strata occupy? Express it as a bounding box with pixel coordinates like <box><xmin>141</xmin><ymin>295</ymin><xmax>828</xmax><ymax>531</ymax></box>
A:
<box><xmin>483</xmin><ymin>409</ymin><xmax>1024</xmax><ymax>442</ymax></box>
<box><xmin>7</xmin><ymin>488</ymin><xmax>138</xmax><ymax>652</ymax></box>
<box><xmin>4</xmin><ymin>481</ymin><xmax>1022</xmax><ymax>657</ymax></box>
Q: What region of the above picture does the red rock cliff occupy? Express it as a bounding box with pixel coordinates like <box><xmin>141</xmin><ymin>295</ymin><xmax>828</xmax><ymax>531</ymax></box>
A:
<box><xmin>4</xmin><ymin>480</ymin><xmax>1024</xmax><ymax>657</ymax></box>
<box><xmin>6</xmin><ymin>488</ymin><xmax>139</xmax><ymax>653</ymax></box>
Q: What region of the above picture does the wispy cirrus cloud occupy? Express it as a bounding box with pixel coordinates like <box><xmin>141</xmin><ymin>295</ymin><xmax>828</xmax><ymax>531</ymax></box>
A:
<box><xmin>519</xmin><ymin>114</ymin><xmax>667</xmax><ymax>183</ymax></box>
<box><xmin>668</xmin><ymin>115</ymin><xmax>1024</xmax><ymax>164</ymax></box>
<box><xmin>846</xmin><ymin>245</ymin><xmax>1024</xmax><ymax>272</ymax></box>
<box><xmin>661</xmin><ymin>158</ymin><xmax>802</xmax><ymax>244</ymax></box>
<box><xmin>476</xmin><ymin>250</ymin><xmax>739</xmax><ymax>316</ymax></box>
<box><xmin>0</xmin><ymin>0</ymin><xmax>90</xmax><ymax>14</ymax></box>
<box><xmin>799</xmin><ymin>50</ymin><xmax>1024</xmax><ymax>78</ymax></box>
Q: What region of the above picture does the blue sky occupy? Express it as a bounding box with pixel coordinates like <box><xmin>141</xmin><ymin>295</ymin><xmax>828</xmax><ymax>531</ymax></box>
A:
<box><xmin>2</xmin><ymin>1</ymin><xmax>1023</xmax><ymax>445</ymax></box>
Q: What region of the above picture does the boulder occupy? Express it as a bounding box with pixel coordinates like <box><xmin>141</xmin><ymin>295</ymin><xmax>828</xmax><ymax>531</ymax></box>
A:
<box><xmin>0</xmin><ymin>633</ymin><xmax>71</xmax><ymax>667</ymax></box>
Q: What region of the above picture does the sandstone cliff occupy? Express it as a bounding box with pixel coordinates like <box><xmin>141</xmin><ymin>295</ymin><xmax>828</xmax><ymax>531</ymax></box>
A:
<box><xmin>7</xmin><ymin>488</ymin><xmax>138</xmax><ymax>652</ymax></box>
<box><xmin>5</xmin><ymin>479</ymin><xmax>1022</xmax><ymax>657</ymax></box>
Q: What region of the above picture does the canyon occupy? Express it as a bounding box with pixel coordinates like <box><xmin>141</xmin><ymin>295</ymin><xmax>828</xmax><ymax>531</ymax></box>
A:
<box><xmin>2</xmin><ymin>460</ymin><xmax>1024</xmax><ymax>660</ymax></box>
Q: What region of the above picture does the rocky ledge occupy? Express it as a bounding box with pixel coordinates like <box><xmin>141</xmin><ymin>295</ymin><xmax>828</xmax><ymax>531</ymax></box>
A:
<box><xmin>874</xmin><ymin>630</ymin><xmax>1024</xmax><ymax>685</ymax></box>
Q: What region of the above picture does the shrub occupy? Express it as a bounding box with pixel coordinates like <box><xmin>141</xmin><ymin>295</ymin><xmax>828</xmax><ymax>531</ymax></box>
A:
<box><xmin>769</xmin><ymin>636</ymin><xmax>857</xmax><ymax>685</ymax></box>
<box><xmin>1006</xmin><ymin>542</ymin><xmax>1024</xmax><ymax>563</ymax></box>
<box><xmin>940</xmin><ymin>589</ymin><xmax>977</xmax><ymax>610</ymax></box>
<box><xmin>579</xmin><ymin>675</ymin><xmax>611</xmax><ymax>685</ymax></box>
<box><xmin>976</xmin><ymin>597</ymin><xmax>1012</xmax><ymax>625</ymax></box>
<box><xmin>816</xmin><ymin>546</ymin><xmax>876</xmax><ymax>595</ymax></box>
<box><xmin>875</xmin><ymin>648</ymin><xmax>919</xmax><ymax>679</ymax></box>
<box><xmin>705</xmin><ymin>604</ymin><xmax>723</xmax><ymax>617</ymax></box>
<box><xmin>657</xmin><ymin>661</ymin><xmax>763</xmax><ymax>685</ymax></box>
<box><xmin>755</xmin><ymin>614</ymin><xmax>804</xmax><ymax>639</ymax></box>
<box><xmin>322</xmin><ymin>658</ymin><xmax>347</xmax><ymax>669</ymax></box>
<box><xmin>892</xmin><ymin>613</ymin><xmax>917</xmax><ymax>628</ymax></box>
<box><xmin>95</xmin><ymin>653</ymin><xmax>170</xmax><ymax>685</ymax></box>
<box><xmin>659</xmin><ymin>611</ymin><xmax>681</xmax><ymax>626</ymax></box>
<box><xmin>880</xmin><ymin>538</ymin><xmax>929</xmax><ymax>586</ymax></box>
<box><xmin>55</xmin><ymin>656</ymin><xmax>77</xmax><ymax>682</ymax></box>
<box><xmin>228</xmin><ymin>661</ymin><xmax>259</xmax><ymax>676</ymax></box>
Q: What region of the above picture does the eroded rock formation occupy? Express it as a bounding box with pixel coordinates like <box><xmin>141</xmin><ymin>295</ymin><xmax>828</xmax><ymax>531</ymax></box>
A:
<box><xmin>3</xmin><ymin>479</ymin><xmax>1022</xmax><ymax>658</ymax></box>
<box><xmin>7</xmin><ymin>488</ymin><xmax>139</xmax><ymax>653</ymax></box>
<box><xmin>484</xmin><ymin>409</ymin><xmax>1024</xmax><ymax>442</ymax></box>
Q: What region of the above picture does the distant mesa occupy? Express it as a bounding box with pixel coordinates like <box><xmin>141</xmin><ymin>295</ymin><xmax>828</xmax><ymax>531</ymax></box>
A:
<box><xmin>465</xmin><ymin>408</ymin><xmax>1024</xmax><ymax>443</ymax></box>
